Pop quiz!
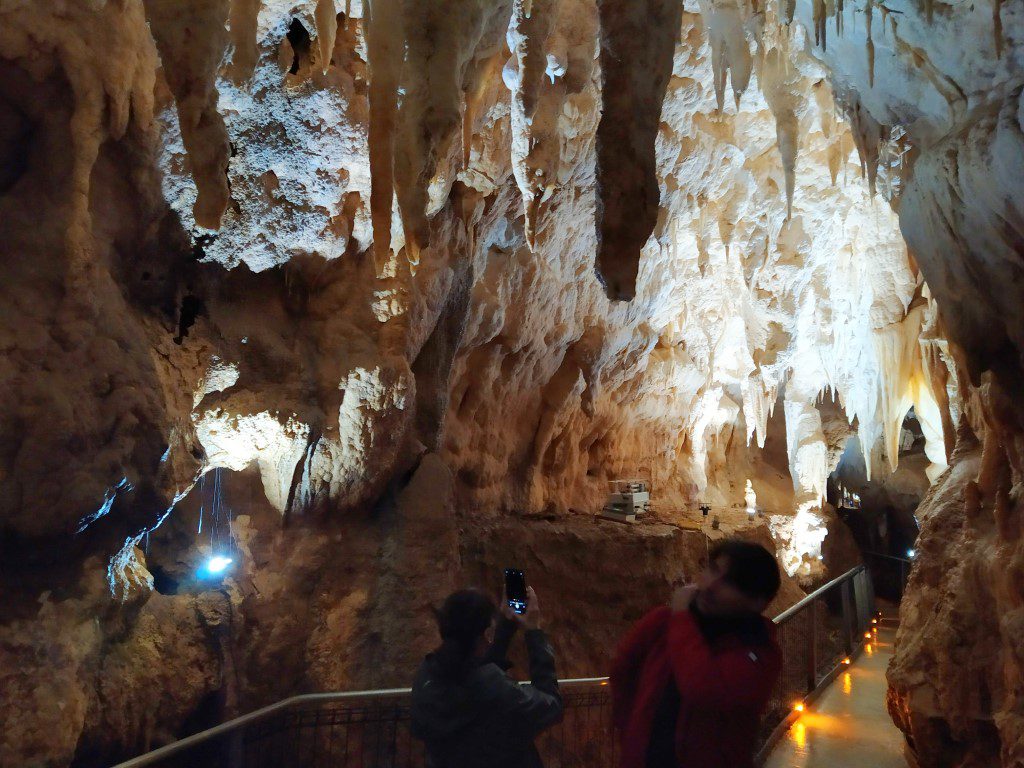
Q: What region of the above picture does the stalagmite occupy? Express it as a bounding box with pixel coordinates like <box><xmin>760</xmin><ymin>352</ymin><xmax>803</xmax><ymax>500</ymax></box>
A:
<box><xmin>144</xmin><ymin>0</ymin><xmax>232</xmax><ymax>230</ymax></box>
<box><xmin>315</xmin><ymin>0</ymin><xmax>338</xmax><ymax>74</ymax></box>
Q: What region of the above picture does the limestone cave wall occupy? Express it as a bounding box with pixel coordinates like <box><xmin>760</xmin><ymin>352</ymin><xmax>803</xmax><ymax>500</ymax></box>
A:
<box><xmin>0</xmin><ymin>0</ymin><xmax>1020</xmax><ymax>765</ymax></box>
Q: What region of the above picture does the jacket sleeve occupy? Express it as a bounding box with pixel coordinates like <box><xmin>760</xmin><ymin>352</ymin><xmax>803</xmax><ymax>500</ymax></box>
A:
<box><xmin>482</xmin><ymin>616</ymin><xmax>520</xmax><ymax>671</ymax></box>
<box><xmin>609</xmin><ymin>606</ymin><xmax>671</xmax><ymax>730</ymax></box>
<box><xmin>665</xmin><ymin>610</ymin><xmax>782</xmax><ymax>711</ymax></box>
<box><xmin>491</xmin><ymin>628</ymin><xmax>563</xmax><ymax>738</ymax></box>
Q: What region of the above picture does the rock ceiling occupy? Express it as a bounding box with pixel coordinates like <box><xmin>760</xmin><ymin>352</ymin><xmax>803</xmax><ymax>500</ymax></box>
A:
<box><xmin>0</xmin><ymin>0</ymin><xmax>1022</xmax><ymax>764</ymax></box>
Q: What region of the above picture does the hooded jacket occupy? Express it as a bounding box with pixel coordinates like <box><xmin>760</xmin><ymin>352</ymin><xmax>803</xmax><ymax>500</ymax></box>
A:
<box><xmin>411</xmin><ymin>621</ymin><xmax>563</xmax><ymax>768</ymax></box>
<box><xmin>610</xmin><ymin>605</ymin><xmax>782</xmax><ymax>768</ymax></box>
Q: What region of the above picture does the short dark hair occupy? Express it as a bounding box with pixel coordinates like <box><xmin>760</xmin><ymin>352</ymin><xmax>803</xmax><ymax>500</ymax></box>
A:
<box><xmin>708</xmin><ymin>540</ymin><xmax>781</xmax><ymax>603</ymax></box>
<box><xmin>436</xmin><ymin>589</ymin><xmax>496</xmax><ymax>642</ymax></box>
<box><xmin>432</xmin><ymin>589</ymin><xmax>497</xmax><ymax>680</ymax></box>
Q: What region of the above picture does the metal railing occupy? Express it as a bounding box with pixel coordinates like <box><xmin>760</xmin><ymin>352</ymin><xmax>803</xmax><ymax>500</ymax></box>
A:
<box><xmin>115</xmin><ymin>567</ymin><xmax>874</xmax><ymax>768</ymax></box>
<box><xmin>753</xmin><ymin>564</ymin><xmax>876</xmax><ymax>763</ymax></box>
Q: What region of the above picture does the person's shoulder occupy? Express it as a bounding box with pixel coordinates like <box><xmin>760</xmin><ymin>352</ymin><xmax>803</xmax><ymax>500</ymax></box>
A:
<box><xmin>642</xmin><ymin>604</ymin><xmax>673</xmax><ymax>626</ymax></box>
<box><xmin>468</xmin><ymin>662</ymin><xmax>516</xmax><ymax>697</ymax></box>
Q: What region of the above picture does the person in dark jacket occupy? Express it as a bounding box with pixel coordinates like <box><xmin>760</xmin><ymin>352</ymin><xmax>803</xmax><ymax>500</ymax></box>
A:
<box><xmin>610</xmin><ymin>540</ymin><xmax>783</xmax><ymax>768</ymax></box>
<box><xmin>411</xmin><ymin>586</ymin><xmax>563</xmax><ymax>768</ymax></box>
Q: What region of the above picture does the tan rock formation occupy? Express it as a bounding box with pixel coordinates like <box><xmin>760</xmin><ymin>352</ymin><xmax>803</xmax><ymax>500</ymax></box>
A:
<box><xmin>0</xmin><ymin>0</ymin><xmax>1020</xmax><ymax>764</ymax></box>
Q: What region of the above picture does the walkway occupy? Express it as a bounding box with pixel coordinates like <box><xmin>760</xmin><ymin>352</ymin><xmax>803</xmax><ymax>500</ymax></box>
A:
<box><xmin>764</xmin><ymin>619</ymin><xmax>910</xmax><ymax>768</ymax></box>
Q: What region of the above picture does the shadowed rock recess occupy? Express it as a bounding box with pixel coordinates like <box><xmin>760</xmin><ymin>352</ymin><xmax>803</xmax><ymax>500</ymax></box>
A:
<box><xmin>0</xmin><ymin>0</ymin><xmax>1021</xmax><ymax>765</ymax></box>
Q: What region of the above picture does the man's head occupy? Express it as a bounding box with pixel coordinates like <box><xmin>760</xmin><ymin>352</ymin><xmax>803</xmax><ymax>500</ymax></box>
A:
<box><xmin>435</xmin><ymin>589</ymin><xmax>497</xmax><ymax>658</ymax></box>
<box><xmin>695</xmin><ymin>540</ymin><xmax>781</xmax><ymax>618</ymax></box>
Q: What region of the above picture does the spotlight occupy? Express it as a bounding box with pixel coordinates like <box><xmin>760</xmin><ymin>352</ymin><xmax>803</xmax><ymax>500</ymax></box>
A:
<box><xmin>793</xmin><ymin>702</ymin><xmax>805</xmax><ymax>712</ymax></box>
<box><xmin>906</xmin><ymin>548</ymin><xmax>916</xmax><ymax>558</ymax></box>
<box><xmin>843</xmin><ymin>657</ymin><xmax>852</xmax><ymax>665</ymax></box>
<box><xmin>198</xmin><ymin>555</ymin><xmax>233</xmax><ymax>578</ymax></box>
<box><xmin>864</xmin><ymin>631</ymin><xmax>872</xmax><ymax>639</ymax></box>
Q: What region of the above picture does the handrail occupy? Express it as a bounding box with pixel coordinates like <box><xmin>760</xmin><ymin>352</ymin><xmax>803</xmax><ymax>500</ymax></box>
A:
<box><xmin>112</xmin><ymin>678</ymin><xmax>612</xmax><ymax>768</ymax></box>
<box><xmin>114</xmin><ymin>570</ymin><xmax>872</xmax><ymax>768</ymax></box>
<box><xmin>864</xmin><ymin>550</ymin><xmax>912</xmax><ymax>563</ymax></box>
<box><xmin>772</xmin><ymin>565</ymin><xmax>865</xmax><ymax>624</ymax></box>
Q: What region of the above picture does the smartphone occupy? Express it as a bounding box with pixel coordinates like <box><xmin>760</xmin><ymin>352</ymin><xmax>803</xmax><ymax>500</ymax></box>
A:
<box><xmin>504</xmin><ymin>568</ymin><xmax>527</xmax><ymax>615</ymax></box>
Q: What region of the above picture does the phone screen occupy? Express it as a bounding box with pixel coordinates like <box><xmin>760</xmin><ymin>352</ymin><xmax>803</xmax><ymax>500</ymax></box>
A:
<box><xmin>504</xmin><ymin>568</ymin><xmax>527</xmax><ymax>614</ymax></box>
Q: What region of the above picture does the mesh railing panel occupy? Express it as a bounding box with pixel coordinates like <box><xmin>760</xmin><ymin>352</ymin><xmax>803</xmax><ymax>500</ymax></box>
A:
<box><xmin>118</xmin><ymin>568</ymin><xmax>874</xmax><ymax>768</ymax></box>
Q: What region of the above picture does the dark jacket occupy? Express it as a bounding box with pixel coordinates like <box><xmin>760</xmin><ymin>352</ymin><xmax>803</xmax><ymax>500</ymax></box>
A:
<box><xmin>610</xmin><ymin>605</ymin><xmax>782</xmax><ymax>768</ymax></box>
<box><xmin>411</xmin><ymin>619</ymin><xmax>563</xmax><ymax>768</ymax></box>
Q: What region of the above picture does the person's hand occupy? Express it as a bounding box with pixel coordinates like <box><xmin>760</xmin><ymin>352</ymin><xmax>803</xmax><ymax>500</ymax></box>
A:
<box><xmin>515</xmin><ymin>586</ymin><xmax>541</xmax><ymax>630</ymax></box>
<box><xmin>501</xmin><ymin>588</ymin><xmax>519</xmax><ymax>622</ymax></box>
<box><xmin>670</xmin><ymin>584</ymin><xmax>698</xmax><ymax>613</ymax></box>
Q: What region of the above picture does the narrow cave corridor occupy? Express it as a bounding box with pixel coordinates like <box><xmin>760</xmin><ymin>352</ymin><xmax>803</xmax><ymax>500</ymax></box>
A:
<box><xmin>1</xmin><ymin>0</ymin><xmax>1022</xmax><ymax>767</ymax></box>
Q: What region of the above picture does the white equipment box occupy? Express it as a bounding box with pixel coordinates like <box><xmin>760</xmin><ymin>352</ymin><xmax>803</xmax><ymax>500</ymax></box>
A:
<box><xmin>600</xmin><ymin>479</ymin><xmax>651</xmax><ymax>523</ymax></box>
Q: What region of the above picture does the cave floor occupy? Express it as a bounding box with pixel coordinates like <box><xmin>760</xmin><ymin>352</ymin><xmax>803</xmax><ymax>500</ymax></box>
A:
<box><xmin>764</xmin><ymin>618</ymin><xmax>909</xmax><ymax>768</ymax></box>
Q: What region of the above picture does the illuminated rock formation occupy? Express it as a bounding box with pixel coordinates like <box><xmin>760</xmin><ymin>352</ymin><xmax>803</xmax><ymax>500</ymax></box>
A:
<box><xmin>0</xmin><ymin>0</ymin><xmax>1019</xmax><ymax>764</ymax></box>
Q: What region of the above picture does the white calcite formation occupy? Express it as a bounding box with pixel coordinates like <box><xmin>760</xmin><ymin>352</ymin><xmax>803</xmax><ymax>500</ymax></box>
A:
<box><xmin>0</xmin><ymin>0</ymin><xmax>1020</xmax><ymax>765</ymax></box>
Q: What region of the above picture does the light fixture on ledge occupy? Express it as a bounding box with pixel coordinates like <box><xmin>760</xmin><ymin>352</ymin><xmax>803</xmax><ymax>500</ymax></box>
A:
<box><xmin>198</xmin><ymin>554</ymin><xmax>234</xmax><ymax>578</ymax></box>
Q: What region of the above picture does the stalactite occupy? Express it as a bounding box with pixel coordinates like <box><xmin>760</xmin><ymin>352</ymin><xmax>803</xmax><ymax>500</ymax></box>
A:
<box><xmin>507</xmin><ymin>0</ymin><xmax>557</xmax><ymax>249</ymax></box>
<box><xmin>866</xmin><ymin>0</ymin><xmax>875</xmax><ymax>87</ymax></box>
<box><xmin>594</xmin><ymin>0</ymin><xmax>682</xmax><ymax>300</ymax></box>
<box><xmin>315</xmin><ymin>0</ymin><xmax>337</xmax><ymax>74</ymax></box>
<box><xmin>228</xmin><ymin>0</ymin><xmax>261</xmax><ymax>84</ymax></box>
<box><xmin>144</xmin><ymin>0</ymin><xmax>232</xmax><ymax>230</ymax></box>
<box><xmin>698</xmin><ymin>0</ymin><xmax>753</xmax><ymax>111</ymax></box>
<box><xmin>392</xmin><ymin>0</ymin><xmax>511</xmax><ymax>268</ymax></box>
<box><xmin>993</xmin><ymin>0</ymin><xmax>1003</xmax><ymax>58</ymax></box>
<box><xmin>813</xmin><ymin>0</ymin><xmax>827</xmax><ymax>49</ymax></box>
<box><xmin>364</xmin><ymin>0</ymin><xmax>402</xmax><ymax>275</ymax></box>
<box><xmin>836</xmin><ymin>89</ymin><xmax>889</xmax><ymax>197</ymax></box>
<box><xmin>760</xmin><ymin>46</ymin><xmax>799</xmax><ymax>219</ymax></box>
<box><xmin>925</xmin><ymin>0</ymin><xmax>934</xmax><ymax>24</ymax></box>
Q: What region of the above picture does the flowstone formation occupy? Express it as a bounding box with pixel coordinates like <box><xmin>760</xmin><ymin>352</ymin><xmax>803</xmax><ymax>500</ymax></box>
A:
<box><xmin>0</xmin><ymin>0</ymin><xmax>1019</xmax><ymax>765</ymax></box>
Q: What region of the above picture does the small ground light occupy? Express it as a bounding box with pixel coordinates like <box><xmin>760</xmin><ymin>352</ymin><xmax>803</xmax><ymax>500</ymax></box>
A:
<box><xmin>864</xmin><ymin>631</ymin><xmax>872</xmax><ymax>639</ymax></box>
<box><xmin>906</xmin><ymin>548</ymin><xmax>916</xmax><ymax>558</ymax></box>
<box><xmin>794</xmin><ymin>702</ymin><xmax>805</xmax><ymax>712</ymax></box>
<box><xmin>843</xmin><ymin>657</ymin><xmax>852</xmax><ymax>665</ymax></box>
<box><xmin>872</xmin><ymin>618</ymin><xmax>878</xmax><ymax>624</ymax></box>
<box><xmin>199</xmin><ymin>555</ymin><xmax>233</xmax><ymax>578</ymax></box>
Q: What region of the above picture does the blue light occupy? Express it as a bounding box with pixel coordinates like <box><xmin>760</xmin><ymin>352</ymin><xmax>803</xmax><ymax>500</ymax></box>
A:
<box><xmin>906</xmin><ymin>549</ymin><xmax>916</xmax><ymax>559</ymax></box>
<box><xmin>198</xmin><ymin>555</ymin><xmax>233</xmax><ymax>578</ymax></box>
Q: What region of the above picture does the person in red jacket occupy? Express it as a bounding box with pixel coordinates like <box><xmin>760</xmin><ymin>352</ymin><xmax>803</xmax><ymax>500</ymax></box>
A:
<box><xmin>610</xmin><ymin>540</ymin><xmax>783</xmax><ymax>768</ymax></box>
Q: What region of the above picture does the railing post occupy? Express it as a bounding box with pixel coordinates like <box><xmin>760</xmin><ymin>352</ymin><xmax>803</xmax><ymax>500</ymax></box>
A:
<box><xmin>806</xmin><ymin>599</ymin><xmax>817</xmax><ymax>693</ymax></box>
<box><xmin>841</xmin><ymin>577</ymin><xmax>854</xmax><ymax>655</ymax></box>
